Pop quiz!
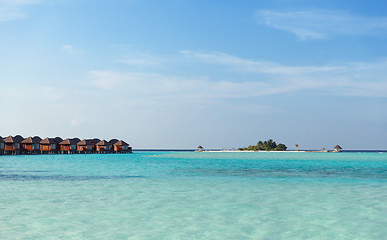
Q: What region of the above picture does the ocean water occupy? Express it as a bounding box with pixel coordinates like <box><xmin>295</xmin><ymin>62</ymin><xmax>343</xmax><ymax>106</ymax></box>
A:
<box><xmin>0</xmin><ymin>152</ymin><xmax>386</xmax><ymax>239</ymax></box>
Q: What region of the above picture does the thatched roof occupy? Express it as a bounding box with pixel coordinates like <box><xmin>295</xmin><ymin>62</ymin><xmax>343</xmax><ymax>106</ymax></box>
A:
<box><xmin>14</xmin><ymin>135</ymin><xmax>24</xmax><ymax>143</ymax></box>
<box><xmin>77</xmin><ymin>139</ymin><xmax>93</xmax><ymax>146</ymax></box>
<box><xmin>3</xmin><ymin>136</ymin><xmax>12</xmax><ymax>143</ymax></box>
<box><xmin>334</xmin><ymin>145</ymin><xmax>342</xmax><ymax>150</ymax></box>
<box><xmin>109</xmin><ymin>139</ymin><xmax>119</xmax><ymax>144</ymax></box>
<box><xmin>70</xmin><ymin>138</ymin><xmax>80</xmax><ymax>145</ymax></box>
<box><xmin>197</xmin><ymin>145</ymin><xmax>204</xmax><ymax>149</ymax></box>
<box><xmin>4</xmin><ymin>135</ymin><xmax>24</xmax><ymax>143</ymax></box>
<box><xmin>21</xmin><ymin>137</ymin><xmax>33</xmax><ymax>144</ymax></box>
<box><xmin>114</xmin><ymin>140</ymin><xmax>129</xmax><ymax>146</ymax></box>
<box><xmin>91</xmin><ymin>138</ymin><xmax>101</xmax><ymax>144</ymax></box>
<box><xmin>0</xmin><ymin>136</ymin><xmax>4</xmax><ymax>143</ymax></box>
<box><xmin>60</xmin><ymin>138</ymin><xmax>80</xmax><ymax>145</ymax></box>
<box><xmin>32</xmin><ymin>136</ymin><xmax>42</xmax><ymax>144</ymax></box>
<box><xmin>59</xmin><ymin>138</ymin><xmax>71</xmax><ymax>145</ymax></box>
<box><xmin>40</xmin><ymin>137</ymin><xmax>57</xmax><ymax>144</ymax></box>
<box><xmin>96</xmin><ymin>140</ymin><xmax>111</xmax><ymax>146</ymax></box>
<box><xmin>22</xmin><ymin>136</ymin><xmax>42</xmax><ymax>144</ymax></box>
<box><xmin>54</xmin><ymin>137</ymin><xmax>63</xmax><ymax>143</ymax></box>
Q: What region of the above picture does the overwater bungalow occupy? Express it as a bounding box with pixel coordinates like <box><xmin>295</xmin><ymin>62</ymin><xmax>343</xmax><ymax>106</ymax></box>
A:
<box><xmin>70</xmin><ymin>138</ymin><xmax>81</xmax><ymax>153</ymax></box>
<box><xmin>32</xmin><ymin>136</ymin><xmax>43</xmax><ymax>154</ymax></box>
<box><xmin>3</xmin><ymin>135</ymin><xmax>24</xmax><ymax>155</ymax></box>
<box><xmin>40</xmin><ymin>138</ymin><xmax>59</xmax><ymax>154</ymax></box>
<box><xmin>96</xmin><ymin>140</ymin><xmax>112</xmax><ymax>153</ymax></box>
<box><xmin>59</xmin><ymin>139</ymin><xmax>70</xmax><ymax>153</ymax></box>
<box><xmin>196</xmin><ymin>145</ymin><xmax>204</xmax><ymax>152</ymax></box>
<box><xmin>109</xmin><ymin>139</ymin><xmax>118</xmax><ymax>151</ymax></box>
<box><xmin>91</xmin><ymin>138</ymin><xmax>100</xmax><ymax>151</ymax></box>
<box><xmin>59</xmin><ymin>138</ymin><xmax>81</xmax><ymax>154</ymax></box>
<box><xmin>334</xmin><ymin>145</ymin><xmax>342</xmax><ymax>152</ymax></box>
<box><xmin>0</xmin><ymin>136</ymin><xmax>4</xmax><ymax>155</ymax></box>
<box><xmin>77</xmin><ymin>139</ymin><xmax>93</xmax><ymax>153</ymax></box>
<box><xmin>54</xmin><ymin>137</ymin><xmax>63</xmax><ymax>144</ymax></box>
<box><xmin>21</xmin><ymin>137</ymin><xmax>34</xmax><ymax>154</ymax></box>
<box><xmin>21</xmin><ymin>136</ymin><xmax>42</xmax><ymax>154</ymax></box>
<box><xmin>54</xmin><ymin>137</ymin><xmax>63</xmax><ymax>152</ymax></box>
<box><xmin>113</xmin><ymin>140</ymin><xmax>131</xmax><ymax>153</ymax></box>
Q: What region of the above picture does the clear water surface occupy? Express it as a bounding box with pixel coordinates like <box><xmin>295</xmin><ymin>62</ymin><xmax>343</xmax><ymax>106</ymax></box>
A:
<box><xmin>0</xmin><ymin>152</ymin><xmax>386</xmax><ymax>239</ymax></box>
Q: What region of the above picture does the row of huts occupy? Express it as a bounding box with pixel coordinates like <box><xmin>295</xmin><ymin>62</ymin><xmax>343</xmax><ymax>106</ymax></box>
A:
<box><xmin>0</xmin><ymin>135</ymin><xmax>132</xmax><ymax>155</ymax></box>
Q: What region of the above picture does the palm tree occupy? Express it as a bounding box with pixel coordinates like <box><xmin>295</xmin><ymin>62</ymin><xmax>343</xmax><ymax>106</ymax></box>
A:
<box><xmin>295</xmin><ymin>144</ymin><xmax>299</xmax><ymax>151</ymax></box>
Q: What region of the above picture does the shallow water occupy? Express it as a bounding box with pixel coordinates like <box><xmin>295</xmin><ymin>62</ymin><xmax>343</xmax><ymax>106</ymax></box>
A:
<box><xmin>0</xmin><ymin>152</ymin><xmax>386</xmax><ymax>239</ymax></box>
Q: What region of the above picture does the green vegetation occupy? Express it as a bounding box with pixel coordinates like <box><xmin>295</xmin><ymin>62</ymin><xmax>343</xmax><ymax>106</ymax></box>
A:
<box><xmin>238</xmin><ymin>139</ymin><xmax>287</xmax><ymax>151</ymax></box>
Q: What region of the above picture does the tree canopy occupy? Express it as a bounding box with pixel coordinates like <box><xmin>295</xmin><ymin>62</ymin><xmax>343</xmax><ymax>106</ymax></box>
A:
<box><xmin>238</xmin><ymin>139</ymin><xmax>287</xmax><ymax>151</ymax></box>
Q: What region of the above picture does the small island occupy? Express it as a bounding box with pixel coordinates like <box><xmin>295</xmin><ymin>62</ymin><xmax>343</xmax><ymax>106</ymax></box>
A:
<box><xmin>238</xmin><ymin>139</ymin><xmax>287</xmax><ymax>151</ymax></box>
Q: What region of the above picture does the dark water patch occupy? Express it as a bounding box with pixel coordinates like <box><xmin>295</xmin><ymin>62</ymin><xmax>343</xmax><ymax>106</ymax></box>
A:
<box><xmin>174</xmin><ymin>167</ymin><xmax>387</xmax><ymax>180</ymax></box>
<box><xmin>2</xmin><ymin>170</ymin><xmax>50</xmax><ymax>173</ymax></box>
<box><xmin>0</xmin><ymin>174</ymin><xmax>145</xmax><ymax>181</ymax></box>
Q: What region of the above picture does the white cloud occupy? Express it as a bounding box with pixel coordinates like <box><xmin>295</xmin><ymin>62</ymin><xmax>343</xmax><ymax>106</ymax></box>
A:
<box><xmin>180</xmin><ymin>50</ymin><xmax>343</xmax><ymax>74</ymax></box>
<box><xmin>89</xmin><ymin>70</ymin><xmax>291</xmax><ymax>104</ymax></box>
<box><xmin>256</xmin><ymin>10</ymin><xmax>387</xmax><ymax>40</ymax></box>
<box><xmin>71</xmin><ymin>118</ymin><xmax>86</xmax><ymax>127</ymax></box>
<box><xmin>0</xmin><ymin>0</ymin><xmax>43</xmax><ymax>22</ymax></box>
<box><xmin>184</xmin><ymin>51</ymin><xmax>387</xmax><ymax>97</ymax></box>
<box><xmin>61</xmin><ymin>44</ymin><xmax>85</xmax><ymax>55</ymax></box>
<box><xmin>106</xmin><ymin>50</ymin><xmax>387</xmax><ymax>99</ymax></box>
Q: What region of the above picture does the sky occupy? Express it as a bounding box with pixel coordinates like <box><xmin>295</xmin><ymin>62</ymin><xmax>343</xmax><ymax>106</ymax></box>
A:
<box><xmin>0</xmin><ymin>0</ymin><xmax>387</xmax><ymax>149</ymax></box>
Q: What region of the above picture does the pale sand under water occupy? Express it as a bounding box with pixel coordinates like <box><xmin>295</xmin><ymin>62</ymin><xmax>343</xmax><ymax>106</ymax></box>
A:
<box><xmin>0</xmin><ymin>152</ymin><xmax>386</xmax><ymax>239</ymax></box>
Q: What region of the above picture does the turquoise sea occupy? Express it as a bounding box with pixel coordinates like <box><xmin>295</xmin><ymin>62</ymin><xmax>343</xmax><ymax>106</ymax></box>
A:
<box><xmin>0</xmin><ymin>151</ymin><xmax>386</xmax><ymax>239</ymax></box>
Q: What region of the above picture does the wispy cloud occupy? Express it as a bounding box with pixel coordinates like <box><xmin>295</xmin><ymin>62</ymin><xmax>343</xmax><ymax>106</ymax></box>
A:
<box><xmin>87</xmin><ymin>70</ymin><xmax>287</xmax><ymax>118</ymax></box>
<box><xmin>71</xmin><ymin>118</ymin><xmax>86</xmax><ymax>127</ymax></box>
<box><xmin>89</xmin><ymin>70</ymin><xmax>291</xmax><ymax>102</ymax></box>
<box><xmin>90</xmin><ymin>54</ymin><xmax>387</xmax><ymax>106</ymax></box>
<box><xmin>256</xmin><ymin>10</ymin><xmax>387</xmax><ymax>40</ymax></box>
<box><xmin>0</xmin><ymin>0</ymin><xmax>43</xmax><ymax>22</ymax></box>
<box><xmin>180</xmin><ymin>51</ymin><xmax>387</xmax><ymax>97</ymax></box>
<box><xmin>180</xmin><ymin>50</ymin><xmax>343</xmax><ymax>74</ymax></box>
<box><xmin>61</xmin><ymin>44</ymin><xmax>85</xmax><ymax>55</ymax></box>
<box><xmin>80</xmin><ymin>50</ymin><xmax>387</xmax><ymax>116</ymax></box>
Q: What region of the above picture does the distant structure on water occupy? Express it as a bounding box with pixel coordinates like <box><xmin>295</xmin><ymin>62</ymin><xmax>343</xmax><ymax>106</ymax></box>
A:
<box><xmin>0</xmin><ymin>135</ymin><xmax>132</xmax><ymax>155</ymax></box>
<box><xmin>196</xmin><ymin>145</ymin><xmax>204</xmax><ymax>152</ymax></box>
<box><xmin>333</xmin><ymin>145</ymin><xmax>342</xmax><ymax>152</ymax></box>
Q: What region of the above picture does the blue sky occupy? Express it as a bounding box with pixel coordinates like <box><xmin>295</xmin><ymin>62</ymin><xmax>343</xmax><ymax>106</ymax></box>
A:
<box><xmin>1</xmin><ymin>0</ymin><xmax>386</xmax><ymax>149</ymax></box>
